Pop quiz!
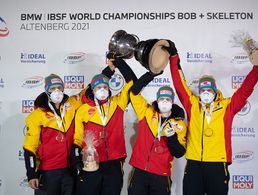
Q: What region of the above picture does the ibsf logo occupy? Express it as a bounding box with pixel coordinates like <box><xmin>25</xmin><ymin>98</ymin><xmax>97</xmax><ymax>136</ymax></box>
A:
<box><xmin>21</xmin><ymin>76</ymin><xmax>44</xmax><ymax>88</ymax></box>
<box><xmin>233</xmin><ymin>151</ymin><xmax>253</xmax><ymax>163</ymax></box>
<box><xmin>231</xmin><ymin>53</ymin><xmax>249</xmax><ymax>64</ymax></box>
<box><xmin>0</xmin><ymin>78</ymin><xmax>4</xmax><ymax>88</ymax></box>
<box><xmin>18</xmin><ymin>149</ymin><xmax>24</xmax><ymax>161</ymax></box>
<box><xmin>64</xmin><ymin>76</ymin><xmax>84</xmax><ymax>89</ymax></box>
<box><xmin>20</xmin><ymin>53</ymin><xmax>46</xmax><ymax>64</ymax></box>
<box><xmin>64</xmin><ymin>52</ymin><xmax>86</xmax><ymax>64</ymax></box>
<box><xmin>237</xmin><ymin>101</ymin><xmax>251</xmax><ymax>116</ymax></box>
<box><xmin>186</xmin><ymin>52</ymin><xmax>212</xmax><ymax>63</ymax></box>
<box><xmin>232</xmin><ymin>76</ymin><xmax>245</xmax><ymax>90</ymax></box>
<box><xmin>109</xmin><ymin>74</ymin><xmax>124</xmax><ymax>91</ymax></box>
<box><xmin>232</xmin><ymin>175</ymin><xmax>253</xmax><ymax>189</ymax></box>
<box><xmin>22</xmin><ymin>100</ymin><xmax>34</xmax><ymax>113</ymax></box>
<box><xmin>0</xmin><ymin>17</ymin><xmax>9</xmax><ymax>37</ymax></box>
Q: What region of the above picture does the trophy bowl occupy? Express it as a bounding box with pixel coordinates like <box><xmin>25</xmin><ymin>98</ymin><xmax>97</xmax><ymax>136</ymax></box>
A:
<box><xmin>135</xmin><ymin>39</ymin><xmax>170</xmax><ymax>74</ymax></box>
<box><xmin>108</xmin><ymin>30</ymin><xmax>139</xmax><ymax>59</ymax></box>
<box><xmin>108</xmin><ymin>30</ymin><xmax>170</xmax><ymax>74</ymax></box>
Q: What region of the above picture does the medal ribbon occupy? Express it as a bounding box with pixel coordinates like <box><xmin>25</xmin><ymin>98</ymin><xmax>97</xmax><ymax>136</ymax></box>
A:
<box><xmin>157</xmin><ymin>114</ymin><xmax>168</xmax><ymax>141</ymax></box>
<box><xmin>201</xmin><ymin>102</ymin><xmax>214</xmax><ymax>125</ymax></box>
<box><xmin>48</xmin><ymin>102</ymin><xmax>66</xmax><ymax>129</ymax></box>
<box><xmin>94</xmin><ymin>98</ymin><xmax>110</xmax><ymax>126</ymax></box>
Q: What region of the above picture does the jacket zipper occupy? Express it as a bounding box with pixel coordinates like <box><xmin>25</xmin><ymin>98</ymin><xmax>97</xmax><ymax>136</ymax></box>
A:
<box><xmin>104</xmin><ymin>126</ymin><xmax>109</xmax><ymax>160</ymax></box>
<box><xmin>201</xmin><ymin>111</ymin><xmax>205</xmax><ymax>161</ymax></box>
<box><xmin>144</xmin><ymin>137</ymin><xmax>156</xmax><ymax>170</ymax></box>
<box><xmin>61</xmin><ymin>122</ymin><xmax>69</xmax><ymax>167</ymax></box>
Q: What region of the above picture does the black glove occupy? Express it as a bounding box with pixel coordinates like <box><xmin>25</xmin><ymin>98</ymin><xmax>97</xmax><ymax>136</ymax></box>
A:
<box><xmin>70</xmin><ymin>144</ymin><xmax>83</xmax><ymax>175</ymax></box>
<box><xmin>106</xmin><ymin>52</ymin><xmax>120</xmax><ymax>60</ymax></box>
<box><xmin>131</xmin><ymin>71</ymin><xmax>162</xmax><ymax>95</ymax></box>
<box><xmin>162</xmin><ymin>40</ymin><xmax>178</xmax><ymax>56</ymax></box>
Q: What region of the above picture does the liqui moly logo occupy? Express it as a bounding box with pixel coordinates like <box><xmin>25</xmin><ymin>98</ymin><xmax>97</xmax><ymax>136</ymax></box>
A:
<box><xmin>233</xmin><ymin>175</ymin><xmax>253</xmax><ymax>189</ymax></box>
<box><xmin>22</xmin><ymin>100</ymin><xmax>34</xmax><ymax>113</ymax></box>
<box><xmin>64</xmin><ymin>75</ymin><xmax>84</xmax><ymax>89</ymax></box>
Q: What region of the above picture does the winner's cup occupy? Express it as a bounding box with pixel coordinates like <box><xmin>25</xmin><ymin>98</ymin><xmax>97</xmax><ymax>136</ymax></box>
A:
<box><xmin>108</xmin><ymin>30</ymin><xmax>170</xmax><ymax>74</ymax></box>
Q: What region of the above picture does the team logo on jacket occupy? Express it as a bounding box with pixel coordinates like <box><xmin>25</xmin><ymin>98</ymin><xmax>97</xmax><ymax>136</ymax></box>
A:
<box><xmin>88</xmin><ymin>108</ymin><xmax>96</xmax><ymax>115</ymax></box>
<box><xmin>109</xmin><ymin>74</ymin><xmax>124</xmax><ymax>91</ymax></box>
<box><xmin>45</xmin><ymin>112</ymin><xmax>55</xmax><ymax>120</ymax></box>
<box><xmin>151</xmin><ymin>115</ymin><xmax>157</xmax><ymax>121</ymax></box>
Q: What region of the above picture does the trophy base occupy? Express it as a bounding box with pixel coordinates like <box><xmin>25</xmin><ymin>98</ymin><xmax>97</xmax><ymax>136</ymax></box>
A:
<box><xmin>148</xmin><ymin>39</ymin><xmax>170</xmax><ymax>74</ymax></box>
<box><xmin>82</xmin><ymin>162</ymin><xmax>99</xmax><ymax>172</ymax></box>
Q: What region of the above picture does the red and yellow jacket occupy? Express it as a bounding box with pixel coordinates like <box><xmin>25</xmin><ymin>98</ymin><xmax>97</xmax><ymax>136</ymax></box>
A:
<box><xmin>170</xmin><ymin>54</ymin><xmax>258</xmax><ymax>163</ymax></box>
<box><xmin>74</xmin><ymin>81</ymin><xmax>133</xmax><ymax>162</ymax></box>
<box><xmin>129</xmin><ymin>92</ymin><xmax>187</xmax><ymax>176</ymax></box>
<box><xmin>23</xmin><ymin>91</ymin><xmax>84</xmax><ymax>179</ymax></box>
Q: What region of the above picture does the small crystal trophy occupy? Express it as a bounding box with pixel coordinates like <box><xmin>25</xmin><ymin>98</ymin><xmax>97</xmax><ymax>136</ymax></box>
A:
<box><xmin>230</xmin><ymin>30</ymin><xmax>258</xmax><ymax>65</ymax></box>
<box><xmin>82</xmin><ymin>131</ymin><xmax>99</xmax><ymax>172</ymax></box>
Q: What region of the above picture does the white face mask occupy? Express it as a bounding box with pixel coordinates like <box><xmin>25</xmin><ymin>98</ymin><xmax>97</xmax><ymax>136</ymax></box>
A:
<box><xmin>49</xmin><ymin>89</ymin><xmax>64</xmax><ymax>104</ymax></box>
<box><xmin>200</xmin><ymin>91</ymin><xmax>215</xmax><ymax>104</ymax></box>
<box><xmin>95</xmin><ymin>88</ymin><xmax>109</xmax><ymax>101</ymax></box>
<box><xmin>158</xmin><ymin>100</ymin><xmax>172</xmax><ymax>113</ymax></box>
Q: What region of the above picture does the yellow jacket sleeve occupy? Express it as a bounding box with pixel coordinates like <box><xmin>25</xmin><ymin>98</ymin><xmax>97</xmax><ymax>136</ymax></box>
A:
<box><xmin>23</xmin><ymin>109</ymin><xmax>43</xmax><ymax>154</ymax></box>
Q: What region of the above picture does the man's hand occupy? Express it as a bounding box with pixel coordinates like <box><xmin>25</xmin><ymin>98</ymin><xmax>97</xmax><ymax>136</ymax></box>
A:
<box><xmin>106</xmin><ymin>52</ymin><xmax>120</xmax><ymax>60</ymax></box>
<box><xmin>106</xmin><ymin>59</ymin><xmax>116</xmax><ymax>71</ymax></box>
<box><xmin>162</xmin><ymin>40</ymin><xmax>178</xmax><ymax>56</ymax></box>
<box><xmin>164</xmin><ymin>126</ymin><xmax>176</xmax><ymax>137</ymax></box>
<box><xmin>29</xmin><ymin>178</ymin><xmax>39</xmax><ymax>189</ymax></box>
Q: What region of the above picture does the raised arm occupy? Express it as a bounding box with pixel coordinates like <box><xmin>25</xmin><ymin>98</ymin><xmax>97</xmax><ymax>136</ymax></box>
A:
<box><xmin>229</xmin><ymin>66</ymin><xmax>258</xmax><ymax>114</ymax></box>
<box><xmin>163</xmin><ymin>41</ymin><xmax>194</xmax><ymax>115</ymax></box>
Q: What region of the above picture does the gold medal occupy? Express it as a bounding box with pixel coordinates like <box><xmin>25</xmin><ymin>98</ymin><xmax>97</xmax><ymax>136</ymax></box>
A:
<box><xmin>204</xmin><ymin>128</ymin><xmax>213</xmax><ymax>137</ymax></box>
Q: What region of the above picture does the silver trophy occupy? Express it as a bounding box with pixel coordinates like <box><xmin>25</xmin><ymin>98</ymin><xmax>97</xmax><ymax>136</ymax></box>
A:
<box><xmin>230</xmin><ymin>30</ymin><xmax>258</xmax><ymax>65</ymax></box>
<box><xmin>108</xmin><ymin>30</ymin><xmax>170</xmax><ymax>74</ymax></box>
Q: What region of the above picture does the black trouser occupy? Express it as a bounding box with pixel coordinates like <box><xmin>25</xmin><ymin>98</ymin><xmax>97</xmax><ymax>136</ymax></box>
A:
<box><xmin>75</xmin><ymin>159</ymin><xmax>124</xmax><ymax>195</ymax></box>
<box><xmin>39</xmin><ymin>168</ymin><xmax>74</xmax><ymax>195</ymax></box>
<box><xmin>34</xmin><ymin>189</ymin><xmax>47</xmax><ymax>195</ymax></box>
<box><xmin>183</xmin><ymin>160</ymin><xmax>230</xmax><ymax>195</ymax></box>
<box><xmin>128</xmin><ymin>167</ymin><xmax>172</xmax><ymax>195</ymax></box>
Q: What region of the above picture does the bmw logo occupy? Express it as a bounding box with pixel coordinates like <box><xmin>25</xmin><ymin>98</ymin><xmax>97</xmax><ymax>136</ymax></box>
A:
<box><xmin>109</xmin><ymin>74</ymin><xmax>124</xmax><ymax>91</ymax></box>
